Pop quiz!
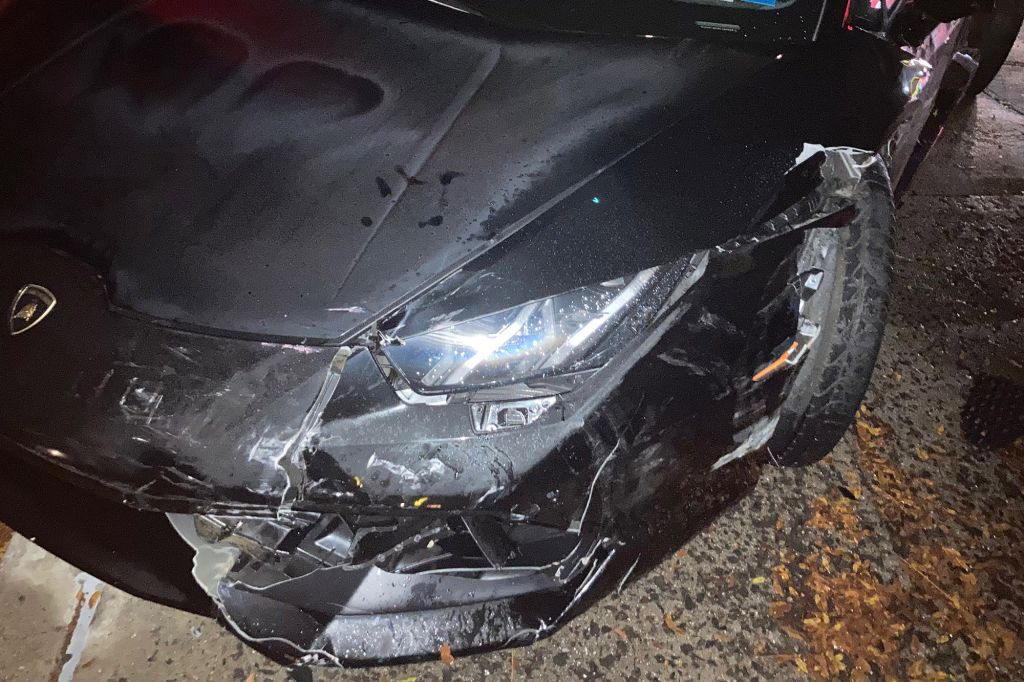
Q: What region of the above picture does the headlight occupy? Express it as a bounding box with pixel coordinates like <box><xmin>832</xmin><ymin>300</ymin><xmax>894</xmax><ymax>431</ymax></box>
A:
<box><xmin>375</xmin><ymin>253</ymin><xmax>706</xmax><ymax>396</ymax></box>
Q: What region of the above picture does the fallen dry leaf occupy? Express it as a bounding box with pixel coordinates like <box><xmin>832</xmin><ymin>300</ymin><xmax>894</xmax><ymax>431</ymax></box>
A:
<box><xmin>663</xmin><ymin>612</ymin><xmax>685</xmax><ymax>636</ymax></box>
<box><xmin>766</xmin><ymin>411</ymin><xmax>1023</xmax><ymax>680</ymax></box>
<box><xmin>439</xmin><ymin>643</ymin><xmax>455</xmax><ymax>665</ymax></box>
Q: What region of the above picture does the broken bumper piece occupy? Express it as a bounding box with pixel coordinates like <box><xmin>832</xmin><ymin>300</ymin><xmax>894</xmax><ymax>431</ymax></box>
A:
<box><xmin>169</xmin><ymin>508</ymin><xmax>627</xmax><ymax>665</ymax></box>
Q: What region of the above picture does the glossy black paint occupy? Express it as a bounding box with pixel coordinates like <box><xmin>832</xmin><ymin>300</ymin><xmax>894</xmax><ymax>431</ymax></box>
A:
<box><xmin>0</xmin><ymin>0</ymin><xmax>975</xmax><ymax>667</ymax></box>
<box><xmin>0</xmin><ymin>0</ymin><xmax>769</xmax><ymax>341</ymax></box>
<box><xmin>0</xmin><ymin>453</ymin><xmax>211</xmax><ymax>615</ymax></box>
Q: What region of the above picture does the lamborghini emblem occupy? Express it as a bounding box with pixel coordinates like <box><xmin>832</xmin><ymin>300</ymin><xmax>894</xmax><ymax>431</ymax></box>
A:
<box><xmin>8</xmin><ymin>284</ymin><xmax>57</xmax><ymax>336</ymax></box>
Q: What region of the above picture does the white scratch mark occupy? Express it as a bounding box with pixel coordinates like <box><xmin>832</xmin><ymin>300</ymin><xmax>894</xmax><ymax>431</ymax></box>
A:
<box><xmin>58</xmin><ymin>573</ymin><xmax>103</xmax><ymax>682</ymax></box>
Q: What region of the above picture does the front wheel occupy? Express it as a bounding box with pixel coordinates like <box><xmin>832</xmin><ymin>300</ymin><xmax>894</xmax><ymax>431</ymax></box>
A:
<box><xmin>766</xmin><ymin>193</ymin><xmax>895</xmax><ymax>467</ymax></box>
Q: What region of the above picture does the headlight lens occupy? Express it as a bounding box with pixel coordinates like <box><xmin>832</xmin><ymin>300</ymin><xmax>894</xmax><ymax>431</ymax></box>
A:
<box><xmin>377</xmin><ymin>255</ymin><xmax>705</xmax><ymax>395</ymax></box>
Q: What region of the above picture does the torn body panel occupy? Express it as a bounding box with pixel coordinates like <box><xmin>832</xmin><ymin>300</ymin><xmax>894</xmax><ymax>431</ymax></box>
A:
<box><xmin>0</xmin><ymin>149</ymin><xmax>886</xmax><ymax>515</ymax></box>
<box><xmin>0</xmin><ymin>0</ymin><xmax>970</xmax><ymax>667</ymax></box>
<box><xmin>163</xmin><ymin>148</ymin><xmax>891</xmax><ymax>666</ymax></box>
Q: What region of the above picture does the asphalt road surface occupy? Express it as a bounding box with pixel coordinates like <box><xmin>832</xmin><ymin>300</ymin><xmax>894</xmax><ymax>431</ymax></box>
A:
<box><xmin>0</xmin><ymin>32</ymin><xmax>1021</xmax><ymax>682</ymax></box>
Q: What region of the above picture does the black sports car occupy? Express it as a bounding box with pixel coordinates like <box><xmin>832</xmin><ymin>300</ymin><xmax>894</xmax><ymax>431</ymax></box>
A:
<box><xmin>0</xmin><ymin>0</ymin><xmax>1020</xmax><ymax>667</ymax></box>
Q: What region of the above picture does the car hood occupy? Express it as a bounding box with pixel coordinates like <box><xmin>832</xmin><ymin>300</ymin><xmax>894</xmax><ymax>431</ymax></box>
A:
<box><xmin>0</xmin><ymin>0</ymin><xmax>771</xmax><ymax>341</ymax></box>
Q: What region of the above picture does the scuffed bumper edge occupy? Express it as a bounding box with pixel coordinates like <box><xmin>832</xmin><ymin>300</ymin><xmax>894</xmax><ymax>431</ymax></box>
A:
<box><xmin>214</xmin><ymin>551</ymin><xmax>631</xmax><ymax>667</ymax></box>
<box><xmin>0</xmin><ymin>448</ymin><xmax>213</xmax><ymax>615</ymax></box>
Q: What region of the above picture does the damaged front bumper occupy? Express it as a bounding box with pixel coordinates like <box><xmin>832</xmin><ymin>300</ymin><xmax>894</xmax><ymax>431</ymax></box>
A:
<box><xmin>0</xmin><ymin>148</ymin><xmax>890</xmax><ymax>665</ymax></box>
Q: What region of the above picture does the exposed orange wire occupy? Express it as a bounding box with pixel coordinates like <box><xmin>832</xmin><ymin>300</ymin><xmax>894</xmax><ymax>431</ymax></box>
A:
<box><xmin>752</xmin><ymin>341</ymin><xmax>799</xmax><ymax>382</ymax></box>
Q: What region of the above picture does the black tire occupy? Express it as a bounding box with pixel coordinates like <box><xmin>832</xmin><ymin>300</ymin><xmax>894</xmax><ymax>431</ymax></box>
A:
<box><xmin>966</xmin><ymin>0</ymin><xmax>1024</xmax><ymax>97</ymax></box>
<box><xmin>767</xmin><ymin>191</ymin><xmax>895</xmax><ymax>467</ymax></box>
